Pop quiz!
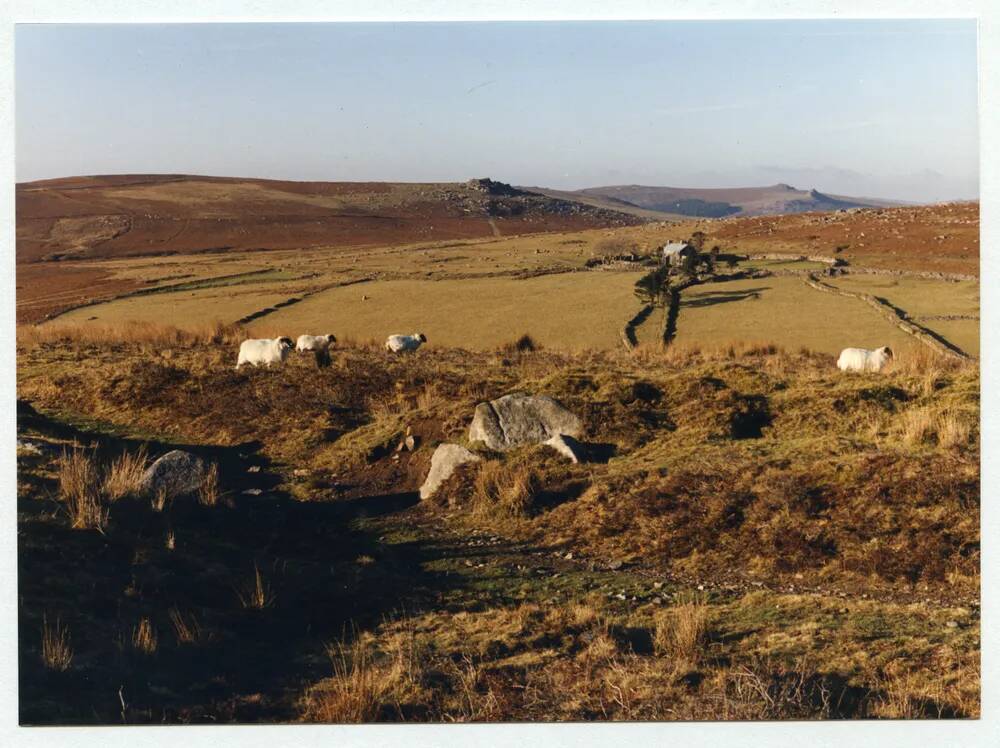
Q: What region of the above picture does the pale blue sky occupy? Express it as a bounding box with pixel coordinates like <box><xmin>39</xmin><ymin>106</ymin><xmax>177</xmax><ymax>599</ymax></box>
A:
<box><xmin>16</xmin><ymin>20</ymin><xmax>978</xmax><ymax>201</ymax></box>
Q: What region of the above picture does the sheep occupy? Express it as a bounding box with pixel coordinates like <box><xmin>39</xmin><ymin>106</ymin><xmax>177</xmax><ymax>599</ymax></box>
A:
<box><xmin>295</xmin><ymin>333</ymin><xmax>337</xmax><ymax>368</ymax></box>
<box><xmin>837</xmin><ymin>346</ymin><xmax>893</xmax><ymax>373</ymax></box>
<box><xmin>385</xmin><ymin>333</ymin><xmax>427</xmax><ymax>353</ymax></box>
<box><xmin>235</xmin><ymin>337</ymin><xmax>294</xmax><ymax>369</ymax></box>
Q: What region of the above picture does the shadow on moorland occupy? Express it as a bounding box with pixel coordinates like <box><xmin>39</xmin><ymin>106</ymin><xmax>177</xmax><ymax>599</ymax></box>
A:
<box><xmin>15</xmin><ymin>400</ymin><xmax>463</xmax><ymax>724</ymax></box>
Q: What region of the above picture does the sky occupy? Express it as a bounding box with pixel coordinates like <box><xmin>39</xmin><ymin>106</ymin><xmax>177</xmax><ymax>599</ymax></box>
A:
<box><xmin>15</xmin><ymin>20</ymin><xmax>979</xmax><ymax>202</ymax></box>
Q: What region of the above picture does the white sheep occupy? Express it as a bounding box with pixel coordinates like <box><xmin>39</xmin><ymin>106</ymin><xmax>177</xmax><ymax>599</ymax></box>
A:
<box><xmin>236</xmin><ymin>337</ymin><xmax>294</xmax><ymax>369</ymax></box>
<box><xmin>296</xmin><ymin>333</ymin><xmax>337</xmax><ymax>368</ymax></box>
<box><xmin>385</xmin><ymin>333</ymin><xmax>427</xmax><ymax>353</ymax></box>
<box><xmin>837</xmin><ymin>346</ymin><xmax>894</xmax><ymax>373</ymax></box>
<box><xmin>295</xmin><ymin>334</ymin><xmax>337</xmax><ymax>353</ymax></box>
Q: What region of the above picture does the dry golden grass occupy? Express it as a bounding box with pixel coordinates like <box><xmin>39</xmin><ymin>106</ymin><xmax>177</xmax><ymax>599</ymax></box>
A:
<box><xmin>168</xmin><ymin>607</ymin><xmax>205</xmax><ymax>646</ymax></box>
<box><xmin>236</xmin><ymin>565</ymin><xmax>276</xmax><ymax>609</ymax></box>
<box><xmin>41</xmin><ymin>615</ymin><xmax>73</xmax><ymax>671</ymax></box>
<box><xmin>150</xmin><ymin>487</ymin><xmax>169</xmax><ymax>513</ymax></box>
<box><xmin>58</xmin><ymin>447</ymin><xmax>108</xmax><ymax>531</ymax></box>
<box><xmin>653</xmin><ymin>594</ymin><xmax>710</xmax><ymax>666</ymax></box>
<box><xmin>18</xmin><ymin>319</ymin><xmax>244</xmax><ymax>350</ymax></box>
<box><xmin>900</xmin><ymin>406</ymin><xmax>974</xmax><ymax>449</ymax></box>
<box><xmin>302</xmin><ymin>635</ymin><xmax>419</xmax><ymax>723</ymax></box>
<box><xmin>472</xmin><ymin>460</ymin><xmax>540</xmax><ymax>519</ymax></box>
<box><xmin>102</xmin><ymin>447</ymin><xmax>148</xmax><ymax>501</ymax></box>
<box><xmin>198</xmin><ymin>463</ymin><xmax>221</xmax><ymax>507</ymax></box>
<box><xmin>132</xmin><ymin>617</ymin><xmax>158</xmax><ymax>655</ymax></box>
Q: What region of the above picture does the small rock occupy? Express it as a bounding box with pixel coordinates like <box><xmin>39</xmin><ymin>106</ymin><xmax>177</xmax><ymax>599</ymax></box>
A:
<box><xmin>946</xmin><ymin>620</ymin><xmax>959</xmax><ymax>629</ymax></box>
<box><xmin>607</xmin><ymin>560</ymin><xmax>623</xmax><ymax>570</ymax></box>
<box><xmin>697</xmin><ymin>584</ymin><xmax>705</xmax><ymax>591</ymax></box>
<box><xmin>139</xmin><ymin>450</ymin><xmax>207</xmax><ymax>499</ymax></box>
<box><xmin>247</xmin><ymin>466</ymin><xmax>261</xmax><ymax>473</ymax></box>
<box><xmin>404</xmin><ymin>435</ymin><xmax>417</xmax><ymax>452</ymax></box>
<box><xmin>614</xmin><ymin>593</ymin><xmax>626</xmax><ymax>601</ymax></box>
<box><xmin>653</xmin><ymin>582</ymin><xmax>663</xmax><ymax>589</ymax></box>
<box><xmin>564</xmin><ymin>552</ymin><xmax>573</xmax><ymax>560</ymax></box>
<box><xmin>242</xmin><ymin>488</ymin><xmax>262</xmax><ymax>496</ymax></box>
<box><xmin>419</xmin><ymin>444</ymin><xmax>481</xmax><ymax>500</ymax></box>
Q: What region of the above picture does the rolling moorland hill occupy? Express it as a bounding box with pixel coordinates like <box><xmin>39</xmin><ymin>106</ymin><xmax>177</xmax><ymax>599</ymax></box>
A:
<box><xmin>532</xmin><ymin>183</ymin><xmax>906</xmax><ymax>219</ymax></box>
<box><xmin>15</xmin><ymin>174</ymin><xmax>645</xmax><ymax>264</ymax></box>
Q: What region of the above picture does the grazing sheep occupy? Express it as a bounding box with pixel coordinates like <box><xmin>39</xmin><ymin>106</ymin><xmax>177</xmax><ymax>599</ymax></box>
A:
<box><xmin>385</xmin><ymin>333</ymin><xmax>427</xmax><ymax>353</ymax></box>
<box><xmin>295</xmin><ymin>334</ymin><xmax>337</xmax><ymax>352</ymax></box>
<box><xmin>837</xmin><ymin>346</ymin><xmax>893</xmax><ymax>373</ymax></box>
<box><xmin>235</xmin><ymin>337</ymin><xmax>294</xmax><ymax>369</ymax></box>
<box><xmin>296</xmin><ymin>333</ymin><xmax>337</xmax><ymax>369</ymax></box>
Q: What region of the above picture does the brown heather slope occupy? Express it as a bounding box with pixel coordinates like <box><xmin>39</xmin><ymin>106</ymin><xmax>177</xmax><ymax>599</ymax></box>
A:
<box><xmin>647</xmin><ymin>202</ymin><xmax>979</xmax><ymax>277</ymax></box>
<box><xmin>16</xmin><ymin>174</ymin><xmax>645</xmax><ymax>264</ymax></box>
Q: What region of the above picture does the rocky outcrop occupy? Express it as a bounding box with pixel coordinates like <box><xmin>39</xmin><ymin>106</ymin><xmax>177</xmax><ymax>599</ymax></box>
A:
<box><xmin>469</xmin><ymin>393</ymin><xmax>583</xmax><ymax>451</ymax></box>
<box><xmin>419</xmin><ymin>444</ymin><xmax>482</xmax><ymax>500</ymax></box>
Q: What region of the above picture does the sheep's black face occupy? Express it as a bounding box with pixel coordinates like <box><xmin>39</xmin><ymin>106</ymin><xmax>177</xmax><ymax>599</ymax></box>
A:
<box><xmin>279</xmin><ymin>337</ymin><xmax>294</xmax><ymax>349</ymax></box>
<box><xmin>883</xmin><ymin>347</ymin><xmax>894</xmax><ymax>359</ymax></box>
<box><xmin>418</xmin><ymin>333</ymin><xmax>427</xmax><ymax>342</ymax></box>
<box><xmin>327</xmin><ymin>334</ymin><xmax>337</xmax><ymax>344</ymax></box>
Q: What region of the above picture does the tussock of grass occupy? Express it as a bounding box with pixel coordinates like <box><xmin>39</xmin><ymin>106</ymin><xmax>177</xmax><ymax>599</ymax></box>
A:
<box><xmin>198</xmin><ymin>463</ymin><xmax>221</xmax><ymax>507</ymax></box>
<box><xmin>236</xmin><ymin>565</ymin><xmax>276</xmax><ymax>609</ymax></box>
<box><xmin>58</xmin><ymin>447</ymin><xmax>107</xmax><ymax>531</ymax></box>
<box><xmin>168</xmin><ymin>607</ymin><xmax>205</xmax><ymax>645</ymax></box>
<box><xmin>132</xmin><ymin>617</ymin><xmax>158</xmax><ymax>655</ymax></box>
<box><xmin>41</xmin><ymin>616</ymin><xmax>73</xmax><ymax>671</ymax></box>
<box><xmin>653</xmin><ymin>594</ymin><xmax>710</xmax><ymax>666</ymax></box>
<box><xmin>102</xmin><ymin>447</ymin><xmax>149</xmax><ymax>501</ymax></box>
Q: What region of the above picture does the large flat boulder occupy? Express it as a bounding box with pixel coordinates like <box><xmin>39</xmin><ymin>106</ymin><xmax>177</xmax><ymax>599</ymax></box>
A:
<box><xmin>469</xmin><ymin>392</ymin><xmax>583</xmax><ymax>452</ymax></box>
<box><xmin>420</xmin><ymin>443</ymin><xmax>481</xmax><ymax>500</ymax></box>
<box><xmin>139</xmin><ymin>450</ymin><xmax>207</xmax><ymax>499</ymax></box>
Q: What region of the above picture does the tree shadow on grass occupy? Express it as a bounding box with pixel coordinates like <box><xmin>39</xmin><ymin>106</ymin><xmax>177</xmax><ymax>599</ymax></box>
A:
<box><xmin>681</xmin><ymin>287</ymin><xmax>768</xmax><ymax>308</ymax></box>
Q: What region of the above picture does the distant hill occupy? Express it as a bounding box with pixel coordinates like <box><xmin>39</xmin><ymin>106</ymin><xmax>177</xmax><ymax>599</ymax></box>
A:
<box><xmin>529</xmin><ymin>183</ymin><xmax>906</xmax><ymax>219</ymax></box>
<box><xmin>15</xmin><ymin>175</ymin><xmax>644</xmax><ymax>263</ymax></box>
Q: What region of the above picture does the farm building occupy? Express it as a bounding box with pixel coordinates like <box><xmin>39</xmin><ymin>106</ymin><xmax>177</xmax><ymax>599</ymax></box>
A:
<box><xmin>662</xmin><ymin>241</ymin><xmax>698</xmax><ymax>266</ymax></box>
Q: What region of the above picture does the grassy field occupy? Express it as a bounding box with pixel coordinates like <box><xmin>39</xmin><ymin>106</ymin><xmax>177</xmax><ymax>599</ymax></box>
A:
<box><xmin>827</xmin><ymin>274</ymin><xmax>980</xmax><ymax>356</ymax></box>
<box><xmin>247</xmin><ymin>272</ymin><xmax>645</xmax><ymax>351</ymax></box>
<box><xmin>15</xmin><ymin>334</ymin><xmax>980</xmax><ymax>722</ymax></box>
<box><xmin>672</xmin><ymin>276</ymin><xmax>922</xmax><ymax>356</ymax></box>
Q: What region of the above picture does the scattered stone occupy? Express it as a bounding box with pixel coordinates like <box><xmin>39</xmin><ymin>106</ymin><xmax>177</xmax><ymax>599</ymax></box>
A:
<box><xmin>946</xmin><ymin>620</ymin><xmax>959</xmax><ymax>629</ymax></box>
<box><xmin>16</xmin><ymin>439</ymin><xmax>45</xmax><ymax>456</ymax></box>
<box><xmin>607</xmin><ymin>560</ymin><xmax>623</xmax><ymax>571</ymax></box>
<box><xmin>242</xmin><ymin>488</ymin><xmax>262</xmax><ymax>496</ymax></box>
<box><xmin>419</xmin><ymin>443</ymin><xmax>482</xmax><ymax>500</ymax></box>
<box><xmin>247</xmin><ymin>466</ymin><xmax>261</xmax><ymax>473</ymax></box>
<box><xmin>564</xmin><ymin>552</ymin><xmax>574</xmax><ymax>560</ymax></box>
<box><xmin>404</xmin><ymin>435</ymin><xmax>417</xmax><ymax>452</ymax></box>
<box><xmin>468</xmin><ymin>392</ymin><xmax>583</xmax><ymax>451</ymax></box>
<box><xmin>138</xmin><ymin>450</ymin><xmax>207</xmax><ymax>499</ymax></box>
<box><xmin>653</xmin><ymin>581</ymin><xmax>664</xmax><ymax>589</ymax></box>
